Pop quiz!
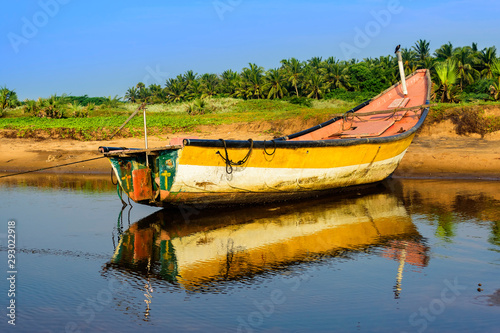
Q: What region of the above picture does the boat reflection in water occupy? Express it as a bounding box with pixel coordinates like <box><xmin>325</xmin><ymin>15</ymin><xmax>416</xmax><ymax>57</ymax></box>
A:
<box><xmin>107</xmin><ymin>188</ymin><xmax>429</xmax><ymax>298</ymax></box>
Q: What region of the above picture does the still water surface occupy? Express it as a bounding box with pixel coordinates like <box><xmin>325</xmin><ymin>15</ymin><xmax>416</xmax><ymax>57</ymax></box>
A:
<box><xmin>0</xmin><ymin>174</ymin><xmax>499</xmax><ymax>332</ymax></box>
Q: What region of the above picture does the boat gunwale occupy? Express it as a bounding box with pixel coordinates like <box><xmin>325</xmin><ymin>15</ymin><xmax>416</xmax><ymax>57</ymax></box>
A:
<box><xmin>183</xmin><ymin>106</ymin><xmax>429</xmax><ymax>149</ymax></box>
<box><xmin>100</xmin><ymin>145</ymin><xmax>182</xmax><ymax>156</ymax></box>
<box><xmin>100</xmin><ymin>69</ymin><xmax>431</xmax><ymax>155</ymax></box>
<box><xmin>101</xmin><ymin>106</ymin><xmax>429</xmax><ymax>156</ymax></box>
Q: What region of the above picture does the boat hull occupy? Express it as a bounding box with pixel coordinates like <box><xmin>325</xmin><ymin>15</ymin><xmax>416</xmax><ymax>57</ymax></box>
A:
<box><xmin>102</xmin><ymin>69</ymin><xmax>431</xmax><ymax>207</ymax></box>
<box><xmin>106</xmin><ymin>132</ymin><xmax>417</xmax><ymax>206</ymax></box>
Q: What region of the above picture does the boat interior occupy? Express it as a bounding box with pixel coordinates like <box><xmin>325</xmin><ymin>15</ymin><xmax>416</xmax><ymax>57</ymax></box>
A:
<box><xmin>164</xmin><ymin>70</ymin><xmax>430</xmax><ymax>147</ymax></box>
<box><xmin>289</xmin><ymin>69</ymin><xmax>430</xmax><ymax>141</ymax></box>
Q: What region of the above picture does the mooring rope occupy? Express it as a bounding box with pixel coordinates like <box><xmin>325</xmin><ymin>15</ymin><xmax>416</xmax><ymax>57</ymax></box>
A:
<box><xmin>110</xmin><ymin>167</ymin><xmax>118</xmax><ymax>185</ymax></box>
<box><xmin>263</xmin><ymin>139</ymin><xmax>276</xmax><ymax>156</ymax></box>
<box><xmin>336</xmin><ymin>104</ymin><xmax>433</xmax><ymax>133</ymax></box>
<box><xmin>0</xmin><ymin>156</ymin><xmax>106</xmax><ymax>179</ymax></box>
<box><xmin>216</xmin><ymin>139</ymin><xmax>253</xmax><ymax>174</ymax></box>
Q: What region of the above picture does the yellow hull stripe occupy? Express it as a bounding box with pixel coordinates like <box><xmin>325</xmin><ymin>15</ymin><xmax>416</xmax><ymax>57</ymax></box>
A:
<box><xmin>178</xmin><ymin>134</ymin><xmax>415</xmax><ymax>169</ymax></box>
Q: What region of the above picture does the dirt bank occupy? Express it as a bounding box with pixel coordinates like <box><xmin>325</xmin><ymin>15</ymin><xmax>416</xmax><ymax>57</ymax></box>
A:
<box><xmin>395</xmin><ymin>119</ymin><xmax>500</xmax><ymax>178</ymax></box>
<box><xmin>0</xmin><ymin>118</ymin><xmax>499</xmax><ymax>178</ymax></box>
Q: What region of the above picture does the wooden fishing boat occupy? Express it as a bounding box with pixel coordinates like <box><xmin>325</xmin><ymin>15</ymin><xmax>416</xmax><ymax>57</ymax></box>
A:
<box><xmin>99</xmin><ymin>69</ymin><xmax>431</xmax><ymax>207</ymax></box>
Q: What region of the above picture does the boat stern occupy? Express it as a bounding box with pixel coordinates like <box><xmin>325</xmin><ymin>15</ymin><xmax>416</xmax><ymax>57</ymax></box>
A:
<box><xmin>99</xmin><ymin>146</ymin><xmax>182</xmax><ymax>206</ymax></box>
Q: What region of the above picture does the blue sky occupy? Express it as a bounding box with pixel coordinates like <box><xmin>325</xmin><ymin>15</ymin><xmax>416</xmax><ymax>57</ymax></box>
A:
<box><xmin>1</xmin><ymin>0</ymin><xmax>499</xmax><ymax>100</ymax></box>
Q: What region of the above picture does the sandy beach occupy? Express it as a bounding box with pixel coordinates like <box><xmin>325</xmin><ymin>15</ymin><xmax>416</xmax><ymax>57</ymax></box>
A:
<box><xmin>1</xmin><ymin>119</ymin><xmax>499</xmax><ymax>179</ymax></box>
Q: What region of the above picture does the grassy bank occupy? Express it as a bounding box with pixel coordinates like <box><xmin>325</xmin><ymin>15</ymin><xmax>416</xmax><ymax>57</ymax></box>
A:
<box><xmin>0</xmin><ymin>98</ymin><xmax>354</xmax><ymax>140</ymax></box>
<box><xmin>0</xmin><ymin>98</ymin><xmax>499</xmax><ymax>140</ymax></box>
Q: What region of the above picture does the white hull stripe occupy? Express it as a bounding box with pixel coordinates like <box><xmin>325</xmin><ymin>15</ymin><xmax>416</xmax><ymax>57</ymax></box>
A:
<box><xmin>172</xmin><ymin>149</ymin><xmax>408</xmax><ymax>193</ymax></box>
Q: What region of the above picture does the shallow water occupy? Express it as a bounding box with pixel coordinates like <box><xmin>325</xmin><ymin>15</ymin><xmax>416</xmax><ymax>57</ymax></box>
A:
<box><xmin>0</xmin><ymin>174</ymin><xmax>499</xmax><ymax>332</ymax></box>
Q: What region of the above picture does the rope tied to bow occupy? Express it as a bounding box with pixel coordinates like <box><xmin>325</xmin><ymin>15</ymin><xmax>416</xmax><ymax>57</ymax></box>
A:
<box><xmin>216</xmin><ymin>139</ymin><xmax>253</xmax><ymax>174</ymax></box>
<box><xmin>338</xmin><ymin>103</ymin><xmax>432</xmax><ymax>132</ymax></box>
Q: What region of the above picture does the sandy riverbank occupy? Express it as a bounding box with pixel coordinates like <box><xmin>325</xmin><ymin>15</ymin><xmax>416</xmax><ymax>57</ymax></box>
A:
<box><xmin>0</xmin><ymin>120</ymin><xmax>499</xmax><ymax>179</ymax></box>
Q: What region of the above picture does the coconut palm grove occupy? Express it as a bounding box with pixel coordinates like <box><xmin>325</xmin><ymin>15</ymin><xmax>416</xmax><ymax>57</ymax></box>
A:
<box><xmin>1</xmin><ymin>40</ymin><xmax>499</xmax><ymax>119</ymax></box>
<box><xmin>122</xmin><ymin>40</ymin><xmax>500</xmax><ymax>105</ymax></box>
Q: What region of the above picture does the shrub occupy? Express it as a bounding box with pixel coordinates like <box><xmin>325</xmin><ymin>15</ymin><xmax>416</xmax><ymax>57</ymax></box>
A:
<box><xmin>457</xmin><ymin>92</ymin><xmax>492</xmax><ymax>103</ymax></box>
<box><xmin>347</xmin><ymin>63</ymin><xmax>390</xmax><ymax>94</ymax></box>
<box><xmin>0</xmin><ymin>87</ymin><xmax>20</xmax><ymax>116</ymax></box>
<box><xmin>324</xmin><ymin>89</ymin><xmax>375</xmax><ymax>103</ymax></box>
<box><xmin>186</xmin><ymin>98</ymin><xmax>213</xmax><ymax>115</ymax></box>
<box><xmin>284</xmin><ymin>96</ymin><xmax>313</xmax><ymax>107</ymax></box>
<box><xmin>448</xmin><ymin>107</ymin><xmax>500</xmax><ymax>138</ymax></box>
<box><xmin>464</xmin><ymin>79</ymin><xmax>494</xmax><ymax>94</ymax></box>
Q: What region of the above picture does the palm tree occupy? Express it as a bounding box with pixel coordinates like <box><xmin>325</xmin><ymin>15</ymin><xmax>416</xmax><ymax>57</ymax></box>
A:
<box><xmin>434</xmin><ymin>42</ymin><xmax>455</xmax><ymax>61</ymax></box>
<box><xmin>307</xmin><ymin>57</ymin><xmax>323</xmax><ymax>72</ymax></box>
<box><xmin>363</xmin><ymin>57</ymin><xmax>375</xmax><ymax>66</ymax></box>
<box><xmin>138</xmin><ymin>87</ymin><xmax>151</xmax><ymax>102</ymax></box>
<box><xmin>477</xmin><ymin>46</ymin><xmax>497</xmax><ymax>79</ymax></box>
<box><xmin>241</xmin><ymin>63</ymin><xmax>264</xmax><ymax>99</ymax></box>
<box><xmin>401</xmin><ymin>48</ymin><xmax>417</xmax><ymax>75</ymax></box>
<box><xmin>490</xmin><ymin>80</ymin><xmax>500</xmax><ymax>100</ymax></box>
<box><xmin>136</xmin><ymin>82</ymin><xmax>146</xmax><ymax>90</ymax></box>
<box><xmin>374</xmin><ymin>55</ymin><xmax>397</xmax><ymax>84</ymax></box>
<box><xmin>422</xmin><ymin>57</ymin><xmax>437</xmax><ymax>71</ymax></box>
<box><xmin>186</xmin><ymin>79</ymin><xmax>202</xmax><ymax>99</ymax></box>
<box><xmin>433</xmin><ymin>60</ymin><xmax>459</xmax><ymax>102</ymax></box>
<box><xmin>305</xmin><ymin>73</ymin><xmax>326</xmax><ymax>99</ymax></box>
<box><xmin>220</xmin><ymin>69</ymin><xmax>240</xmax><ymax>96</ymax></box>
<box><xmin>200</xmin><ymin>73</ymin><xmax>220</xmax><ymax>98</ymax></box>
<box><xmin>148</xmin><ymin>84</ymin><xmax>162</xmax><ymax>95</ymax></box>
<box><xmin>23</xmin><ymin>99</ymin><xmax>38</xmax><ymax>115</ymax></box>
<box><xmin>453</xmin><ymin>47</ymin><xmax>479</xmax><ymax>90</ymax></box>
<box><xmin>133</xmin><ymin>82</ymin><xmax>150</xmax><ymax>102</ymax></box>
<box><xmin>183</xmin><ymin>70</ymin><xmax>198</xmax><ymax>84</ymax></box>
<box><xmin>165</xmin><ymin>78</ymin><xmax>186</xmax><ymax>102</ymax></box>
<box><xmin>324</xmin><ymin>56</ymin><xmax>338</xmax><ymax>65</ymax></box>
<box><xmin>35</xmin><ymin>94</ymin><xmax>64</xmax><ymax>118</ymax></box>
<box><xmin>186</xmin><ymin>98</ymin><xmax>210</xmax><ymax>115</ymax></box>
<box><xmin>412</xmin><ymin>39</ymin><xmax>431</xmax><ymax>66</ymax></box>
<box><xmin>148</xmin><ymin>84</ymin><xmax>166</xmax><ymax>103</ymax></box>
<box><xmin>233</xmin><ymin>80</ymin><xmax>249</xmax><ymax>100</ymax></box>
<box><xmin>321</xmin><ymin>62</ymin><xmax>350</xmax><ymax>90</ymax></box>
<box><xmin>103</xmin><ymin>95</ymin><xmax>122</xmax><ymax>108</ymax></box>
<box><xmin>67</xmin><ymin>100</ymin><xmax>86</xmax><ymax>117</ymax></box>
<box><xmin>0</xmin><ymin>87</ymin><xmax>20</xmax><ymax>111</ymax></box>
<box><xmin>125</xmin><ymin>87</ymin><xmax>138</xmax><ymax>103</ymax></box>
<box><xmin>281</xmin><ymin>58</ymin><xmax>303</xmax><ymax>97</ymax></box>
<box><xmin>489</xmin><ymin>60</ymin><xmax>500</xmax><ymax>100</ymax></box>
<box><xmin>263</xmin><ymin>68</ymin><xmax>287</xmax><ymax>99</ymax></box>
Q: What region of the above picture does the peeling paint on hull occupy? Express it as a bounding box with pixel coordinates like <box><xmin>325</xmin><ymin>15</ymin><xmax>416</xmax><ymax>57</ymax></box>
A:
<box><xmin>173</xmin><ymin>149</ymin><xmax>407</xmax><ymax>193</ymax></box>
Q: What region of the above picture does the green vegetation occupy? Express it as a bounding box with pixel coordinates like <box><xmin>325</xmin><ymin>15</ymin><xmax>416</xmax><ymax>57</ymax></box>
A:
<box><xmin>121</xmin><ymin>41</ymin><xmax>500</xmax><ymax>105</ymax></box>
<box><xmin>1</xmin><ymin>40</ymin><xmax>500</xmax><ymax>140</ymax></box>
<box><xmin>0</xmin><ymin>87</ymin><xmax>20</xmax><ymax>117</ymax></box>
<box><xmin>0</xmin><ymin>98</ymin><xmax>353</xmax><ymax>140</ymax></box>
